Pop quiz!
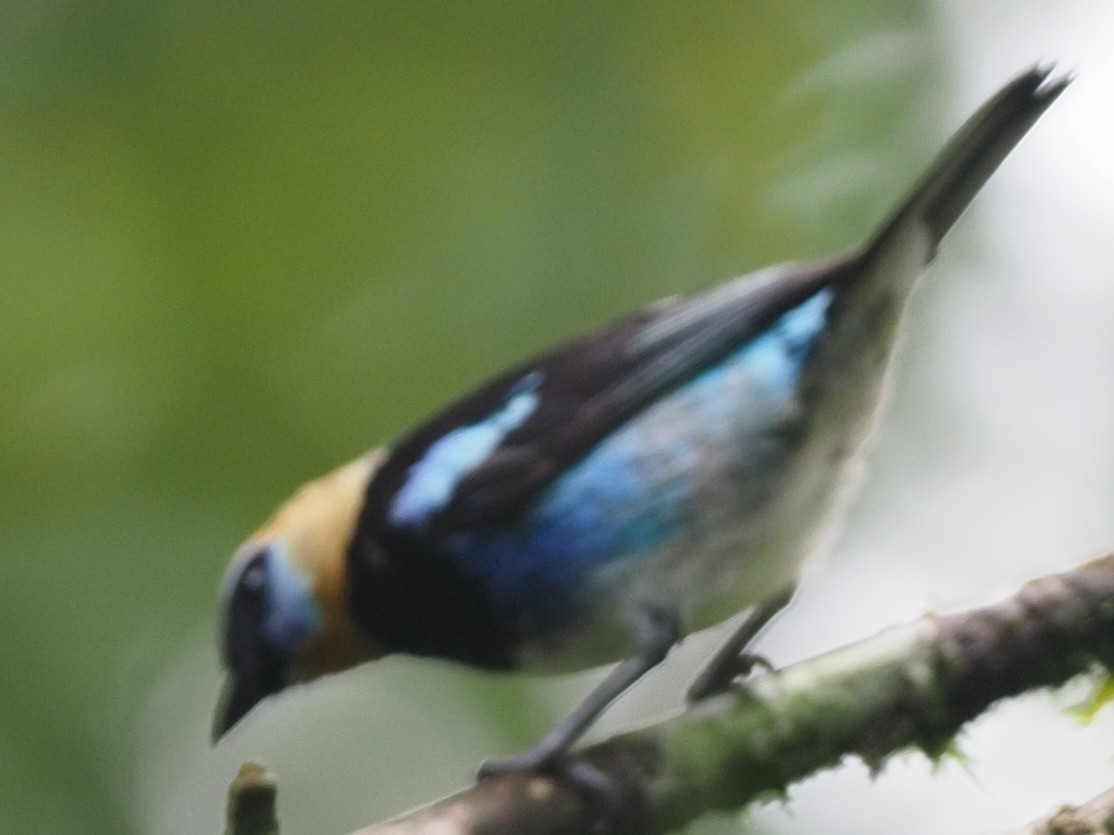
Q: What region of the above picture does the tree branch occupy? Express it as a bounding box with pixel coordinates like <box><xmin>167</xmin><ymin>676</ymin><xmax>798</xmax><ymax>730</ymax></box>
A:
<box><xmin>1025</xmin><ymin>785</ymin><xmax>1114</xmax><ymax>834</ymax></box>
<box><xmin>224</xmin><ymin>553</ymin><xmax>1114</xmax><ymax>834</ymax></box>
<box><xmin>223</xmin><ymin>761</ymin><xmax>278</xmax><ymax>835</ymax></box>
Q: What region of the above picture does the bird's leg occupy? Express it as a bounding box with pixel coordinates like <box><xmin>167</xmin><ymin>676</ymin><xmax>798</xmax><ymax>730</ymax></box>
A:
<box><xmin>686</xmin><ymin>582</ymin><xmax>797</xmax><ymax>702</ymax></box>
<box><xmin>478</xmin><ymin>605</ymin><xmax>680</xmax><ymax>779</ymax></box>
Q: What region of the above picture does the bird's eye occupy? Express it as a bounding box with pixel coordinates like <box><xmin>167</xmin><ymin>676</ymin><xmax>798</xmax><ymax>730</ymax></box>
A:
<box><xmin>239</xmin><ymin>551</ymin><xmax>269</xmax><ymax>595</ymax></box>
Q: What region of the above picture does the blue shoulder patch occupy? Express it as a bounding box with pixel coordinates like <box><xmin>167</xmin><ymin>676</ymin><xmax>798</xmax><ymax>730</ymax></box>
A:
<box><xmin>440</xmin><ymin>289</ymin><xmax>836</xmax><ymax>633</ymax></box>
<box><xmin>389</xmin><ymin>371</ymin><xmax>543</xmax><ymax>528</ymax></box>
<box><xmin>739</xmin><ymin>288</ymin><xmax>832</xmax><ymax>396</ymax></box>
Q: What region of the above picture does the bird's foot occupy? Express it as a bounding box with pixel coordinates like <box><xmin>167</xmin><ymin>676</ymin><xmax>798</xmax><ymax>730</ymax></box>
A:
<box><xmin>478</xmin><ymin>749</ymin><xmax>618</xmax><ymax>812</ymax></box>
<box><xmin>477</xmin><ymin>745</ymin><xmax>557</xmax><ymax>780</ymax></box>
<box><xmin>686</xmin><ymin>650</ymin><xmax>774</xmax><ymax>702</ymax></box>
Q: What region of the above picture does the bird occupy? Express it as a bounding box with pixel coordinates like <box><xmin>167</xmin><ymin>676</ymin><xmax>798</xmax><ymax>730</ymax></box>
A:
<box><xmin>213</xmin><ymin>66</ymin><xmax>1069</xmax><ymax>778</ymax></box>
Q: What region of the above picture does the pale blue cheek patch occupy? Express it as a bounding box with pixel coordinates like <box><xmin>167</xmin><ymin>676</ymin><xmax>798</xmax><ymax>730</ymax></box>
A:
<box><xmin>264</xmin><ymin>544</ymin><xmax>322</xmax><ymax>649</ymax></box>
<box><xmin>390</xmin><ymin>371</ymin><xmax>543</xmax><ymax>527</ymax></box>
<box><xmin>739</xmin><ymin>288</ymin><xmax>832</xmax><ymax>395</ymax></box>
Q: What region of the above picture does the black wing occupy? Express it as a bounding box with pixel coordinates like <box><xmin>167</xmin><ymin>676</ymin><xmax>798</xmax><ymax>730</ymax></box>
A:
<box><xmin>365</xmin><ymin>65</ymin><xmax>1069</xmax><ymax>535</ymax></box>
<box><xmin>364</xmin><ymin>254</ymin><xmax>856</xmax><ymax>532</ymax></box>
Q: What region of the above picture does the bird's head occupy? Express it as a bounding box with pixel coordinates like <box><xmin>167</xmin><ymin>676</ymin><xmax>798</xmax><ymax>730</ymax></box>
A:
<box><xmin>213</xmin><ymin>450</ymin><xmax>386</xmax><ymax>741</ymax></box>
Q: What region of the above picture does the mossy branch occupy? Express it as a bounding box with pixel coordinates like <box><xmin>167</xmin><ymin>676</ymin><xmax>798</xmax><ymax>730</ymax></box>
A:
<box><xmin>1023</xmin><ymin>785</ymin><xmax>1114</xmax><ymax>834</ymax></box>
<box><xmin>225</xmin><ymin>552</ymin><xmax>1114</xmax><ymax>835</ymax></box>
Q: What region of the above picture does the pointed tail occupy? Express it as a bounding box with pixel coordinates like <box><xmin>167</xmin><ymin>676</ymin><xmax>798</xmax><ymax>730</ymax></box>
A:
<box><xmin>866</xmin><ymin>65</ymin><xmax>1071</xmax><ymax>263</ymax></box>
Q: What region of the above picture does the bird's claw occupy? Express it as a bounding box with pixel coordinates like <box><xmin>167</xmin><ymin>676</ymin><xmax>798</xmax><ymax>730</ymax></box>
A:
<box><xmin>478</xmin><ymin>751</ymin><xmax>620</xmax><ymax>814</ymax></box>
<box><xmin>476</xmin><ymin>747</ymin><xmax>555</xmax><ymax>780</ymax></box>
<box><xmin>687</xmin><ymin>650</ymin><xmax>775</xmax><ymax>702</ymax></box>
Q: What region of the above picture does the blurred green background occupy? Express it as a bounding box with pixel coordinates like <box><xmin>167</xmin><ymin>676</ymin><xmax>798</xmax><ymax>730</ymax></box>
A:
<box><xmin>3</xmin><ymin>2</ymin><xmax>1113</xmax><ymax>834</ymax></box>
